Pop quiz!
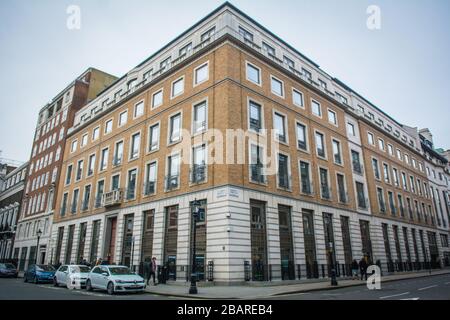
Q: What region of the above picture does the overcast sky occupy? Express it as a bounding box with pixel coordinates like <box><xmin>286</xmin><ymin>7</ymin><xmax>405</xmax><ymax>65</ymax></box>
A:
<box><xmin>1</xmin><ymin>0</ymin><xmax>449</xmax><ymax>162</ymax></box>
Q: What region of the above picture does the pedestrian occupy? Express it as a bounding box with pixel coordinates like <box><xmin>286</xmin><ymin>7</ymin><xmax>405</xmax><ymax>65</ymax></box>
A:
<box><xmin>143</xmin><ymin>257</ymin><xmax>151</xmax><ymax>285</ymax></box>
<box><xmin>150</xmin><ymin>257</ymin><xmax>157</xmax><ymax>285</ymax></box>
<box><xmin>359</xmin><ymin>256</ymin><xmax>368</xmax><ymax>281</ymax></box>
<box><xmin>95</xmin><ymin>258</ymin><xmax>102</xmax><ymax>266</ymax></box>
<box><xmin>351</xmin><ymin>259</ymin><xmax>359</xmax><ymax>280</ymax></box>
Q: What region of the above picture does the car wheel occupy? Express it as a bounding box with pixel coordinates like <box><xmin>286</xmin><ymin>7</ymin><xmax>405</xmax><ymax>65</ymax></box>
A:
<box><xmin>107</xmin><ymin>282</ymin><xmax>115</xmax><ymax>295</ymax></box>
<box><xmin>53</xmin><ymin>277</ymin><xmax>59</xmax><ymax>287</ymax></box>
<box><xmin>86</xmin><ymin>279</ymin><xmax>93</xmax><ymax>291</ymax></box>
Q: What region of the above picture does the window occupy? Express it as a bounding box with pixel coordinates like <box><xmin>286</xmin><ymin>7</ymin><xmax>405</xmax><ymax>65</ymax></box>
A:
<box><xmin>246</xmin><ymin>62</ymin><xmax>261</xmax><ymax>85</ymax></box>
<box><xmin>372</xmin><ymin>158</ymin><xmax>380</xmax><ymax>180</ymax></box>
<box><xmin>296</xmin><ymin>122</ymin><xmax>307</xmax><ymax>151</ymax></box>
<box><xmin>292</xmin><ymin>89</ymin><xmax>304</xmax><ymax>107</ymax></box>
<box><xmin>397</xmin><ymin>149</ymin><xmax>402</xmax><ymax>160</ymax></box>
<box><xmin>71</xmin><ymin>189</ymin><xmax>79</xmax><ymax>213</ymax></box>
<box><xmin>262</xmin><ymin>42</ymin><xmax>275</xmax><ymax>56</ymax></box>
<box><xmin>144</xmin><ymin>162</ymin><xmax>157</xmax><ymax>195</ymax></box>
<box><xmin>328</xmin><ymin>110</ymin><xmax>337</xmax><ymax>125</ymax></box>
<box><xmin>332</xmin><ymin>139</ymin><xmax>342</xmax><ymax>164</ymax></box>
<box><xmin>95</xmin><ymin>180</ymin><xmax>104</xmax><ymax>208</ymax></box>
<box><xmin>249</xmin><ymin>100</ymin><xmax>262</xmax><ymax>132</ymax></box>
<box><xmin>171</xmin><ymin>77</ymin><xmax>184</xmax><ymax>98</ymax></box>
<box><xmin>160</xmin><ymin>57</ymin><xmax>171</xmax><ymax>70</ymax></box>
<box><xmin>356</xmin><ymin>182</ymin><xmax>367</xmax><ymax>209</ymax></box>
<box><xmin>337</xmin><ymin>174</ymin><xmax>347</xmax><ymax>203</ymax></box>
<box><xmin>319</xmin><ymin>79</ymin><xmax>327</xmax><ymax>90</ymax></box>
<box><xmin>319</xmin><ymin>168</ymin><xmax>330</xmax><ymax>199</ymax></box>
<box><xmin>283</xmin><ymin>56</ymin><xmax>294</xmax><ymax>69</ymax></box>
<box><xmin>134</xmin><ymin>101</ymin><xmax>144</xmax><ymax>118</ymax></box>
<box><xmin>410</xmin><ymin>176</ymin><xmax>416</xmax><ymax>193</ymax></box>
<box><xmin>383</xmin><ymin>163</ymin><xmax>390</xmax><ymax>183</ymax></box>
<box><xmin>92</xmin><ymin>127</ymin><xmax>100</xmax><ymax>141</ymax></box>
<box><xmin>299</xmin><ymin>161</ymin><xmax>312</xmax><ymax>194</ymax></box>
<box><xmin>127</xmin><ymin>79</ymin><xmax>137</xmax><ymax>91</ymax></box>
<box><xmin>377</xmin><ymin>188</ymin><xmax>386</xmax><ymax>213</ymax></box>
<box><xmin>270</xmin><ymin>76</ymin><xmax>284</xmax><ymax>97</ymax></box>
<box><xmin>311</xmin><ymin>100</ymin><xmax>321</xmax><ymax>117</ymax></box>
<box><xmin>250</xmin><ymin>144</ymin><xmax>265</xmax><ymax>183</ymax></box>
<box><xmin>100</xmin><ymin>148</ymin><xmax>109</xmax><ymax>171</ymax></box>
<box><xmin>78</xmin><ymin>135</ymin><xmax>87</xmax><ymax>149</ymax></box>
<box><xmin>65</xmin><ymin>165</ymin><xmax>73</xmax><ymax>185</ymax></box>
<box><xmin>347</xmin><ymin>122</ymin><xmax>355</xmax><ymax>136</ymax></box>
<box><xmin>111</xmin><ymin>174</ymin><xmax>120</xmax><ymax>191</ymax></box>
<box><xmin>402</xmin><ymin>172</ymin><xmax>408</xmax><ymax>190</ymax></box>
<box><xmin>130</xmin><ymin>132</ymin><xmax>141</xmax><ymax>160</ymax></box>
<box><xmin>277</xmin><ymin>154</ymin><xmax>290</xmax><ymax>189</ymax></box>
<box><xmin>114</xmin><ymin>141</ymin><xmax>124</xmax><ymax>166</ymax></box>
<box><xmin>378</xmin><ymin>138</ymin><xmax>385</xmax><ymax>151</ymax></box>
<box><xmin>56</xmin><ymin>146</ymin><xmax>61</xmax><ymax>161</ymax></box>
<box><xmin>82</xmin><ymin>185</ymin><xmax>91</xmax><ymax>211</ymax></box>
<box><xmin>169</xmin><ymin>113</ymin><xmax>182</xmax><ymax>143</ymax></box>
<box><xmin>88</xmin><ymin>154</ymin><xmax>95</xmax><ymax>176</ymax></box>
<box><xmin>273</xmin><ymin>112</ymin><xmax>287</xmax><ymax>143</ymax></box>
<box><xmin>388</xmin><ymin>191</ymin><xmax>396</xmax><ymax>215</ymax></box>
<box><xmin>239</xmin><ymin>26</ymin><xmax>253</xmax><ymax>42</ymax></box>
<box><xmin>166</xmin><ymin>154</ymin><xmax>180</xmax><ymax>190</ymax></box>
<box><xmin>302</xmin><ymin>68</ymin><xmax>312</xmax><ymax>80</ymax></box>
<box><xmin>194</xmin><ymin>63</ymin><xmax>208</xmax><ymax>85</ymax></box>
<box><xmin>76</xmin><ymin>160</ymin><xmax>84</xmax><ymax>181</ymax></box>
<box><xmin>105</xmin><ymin>119</ymin><xmax>113</xmax><ymax>134</ymax></box>
<box><xmin>118</xmin><ymin>110</ymin><xmax>128</xmax><ymax>127</ymax></box>
<box><xmin>179</xmin><ymin>42</ymin><xmax>192</xmax><ymax>56</ymax></box>
<box><xmin>398</xmin><ymin>195</ymin><xmax>404</xmax><ymax>216</ymax></box>
<box><xmin>126</xmin><ymin>169</ymin><xmax>137</xmax><ymax>200</ymax></box>
<box><xmin>148</xmin><ymin>123</ymin><xmax>160</xmax><ymax>152</ymax></box>
<box><xmin>352</xmin><ymin>150</ymin><xmax>362</xmax><ymax>174</ymax></box>
<box><xmin>61</xmin><ymin>193</ymin><xmax>68</xmax><ymax>216</ymax></box>
<box><xmin>367</xmin><ymin>132</ymin><xmax>374</xmax><ymax>145</ymax></box>
<box><xmin>192</xmin><ymin>144</ymin><xmax>207</xmax><ymax>183</ymax></box>
<box><xmin>315</xmin><ymin>132</ymin><xmax>325</xmax><ymax>158</ymax></box>
<box><xmin>193</xmin><ymin>101</ymin><xmax>207</xmax><ymax>134</ymax></box>
<box><xmin>388</xmin><ymin>144</ymin><xmax>394</xmax><ymax>156</ymax></box>
<box><xmin>200</xmin><ymin>27</ymin><xmax>215</xmax><ymax>42</ymax></box>
<box><xmin>405</xmin><ymin>154</ymin><xmax>410</xmax><ymax>165</ymax></box>
<box><xmin>152</xmin><ymin>90</ymin><xmax>163</xmax><ymax>108</ymax></box>
<box><xmin>71</xmin><ymin>140</ymin><xmax>77</xmax><ymax>153</ymax></box>
<box><xmin>393</xmin><ymin>168</ymin><xmax>399</xmax><ymax>187</ymax></box>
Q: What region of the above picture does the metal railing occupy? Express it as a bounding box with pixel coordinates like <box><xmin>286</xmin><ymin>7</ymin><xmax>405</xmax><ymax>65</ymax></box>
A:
<box><xmin>102</xmin><ymin>189</ymin><xmax>122</xmax><ymax>207</ymax></box>
<box><xmin>165</xmin><ymin>175</ymin><xmax>179</xmax><ymax>191</ymax></box>
<box><xmin>190</xmin><ymin>165</ymin><xmax>206</xmax><ymax>184</ymax></box>
<box><xmin>143</xmin><ymin>181</ymin><xmax>156</xmax><ymax>195</ymax></box>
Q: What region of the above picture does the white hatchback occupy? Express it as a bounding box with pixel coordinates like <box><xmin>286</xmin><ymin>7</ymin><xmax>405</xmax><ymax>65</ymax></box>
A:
<box><xmin>54</xmin><ymin>265</ymin><xmax>91</xmax><ymax>289</ymax></box>
<box><xmin>86</xmin><ymin>265</ymin><xmax>146</xmax><ymax>295</ymax></box>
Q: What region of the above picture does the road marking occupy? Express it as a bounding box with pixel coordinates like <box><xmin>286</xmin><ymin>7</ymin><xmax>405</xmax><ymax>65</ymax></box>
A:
<box><xmin>418</xmin><ymin>285</ymin><xmax>437</xmax><ymax>291</ymax></box>
<box><xmin>401</xmin><ymin>298</ymin><xmax>420</xmax><ymax>300</ymax></box>
<box><xmin>379</xmin><ymin>292</ymin><xmax>410</xmax><ymax>299</ymax></box>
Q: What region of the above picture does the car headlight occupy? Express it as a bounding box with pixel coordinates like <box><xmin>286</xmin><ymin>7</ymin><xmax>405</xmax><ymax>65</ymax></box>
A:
<box><xmin>115</xmin><ymin>279</ymin><xmax>124</xmax><ymax>283</ymax></box>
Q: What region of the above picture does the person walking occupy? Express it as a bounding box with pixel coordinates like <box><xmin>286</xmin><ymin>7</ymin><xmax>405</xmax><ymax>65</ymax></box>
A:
<box><xmin>143</xmin><ymin>258</ymin><xmax>151</xmax><ymax>285</ymax></box>
<box><xmin>351</xmin><ymin>259</ymin><xmax>359</xmax><ymax>280</ymax></box>
<box><xmin>150</xmin><ymin>257</ymin><xmax>157</xmax><ymax>285</ymax></box>
<box><xmin>359</xmin><ymin>256</ymin><xmax>368</xmax><ymax>281</ymax></box>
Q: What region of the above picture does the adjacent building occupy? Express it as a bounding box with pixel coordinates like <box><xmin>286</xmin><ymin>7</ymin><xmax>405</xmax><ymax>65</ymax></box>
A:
<box><xmin>13</xmin><ymin>68</ymin><xmax>117</xmax><ymax>271</ymax></box>
<box><xmin>48</xmin><ymin>2</ymin><xmax>448</xmax><ymax>284</ymax></box>
<box><xmin>0</xmin><ymin>161</ymin><xmax>28</xmax><ymax>260</ymax></box>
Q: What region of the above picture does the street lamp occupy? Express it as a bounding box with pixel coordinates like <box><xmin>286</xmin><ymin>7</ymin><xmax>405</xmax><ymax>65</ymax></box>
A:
<box><xmin>35</xmin><ymin>229</ymin><xmax>42</xmax><ymax>264</ymax></box>
<box><xmin>189</xmin><ymin>199</ymin><xmax>202</xmax><ymax>294</ymax></box>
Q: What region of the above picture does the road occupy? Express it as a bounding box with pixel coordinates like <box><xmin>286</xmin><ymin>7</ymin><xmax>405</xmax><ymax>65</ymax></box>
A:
<box><xmin>0</xmin><ymin>278</ymin><xmax>181</xmax><ymax>300</ymax></box>
<box><xmin>267</xmin><ymin>273</ymin><xmax>450</xmax><ymax>300</ymax></box>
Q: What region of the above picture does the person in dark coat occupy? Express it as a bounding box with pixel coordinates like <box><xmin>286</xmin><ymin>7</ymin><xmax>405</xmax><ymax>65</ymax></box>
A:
<box><xmin>149</xmin><ymin>257</ymin><xmax>157</xmax><ymax>285</ymax></box>
<box><xmin>351</xmin><ymin>259</ymin><xmax>359</xmax><ymax>280</ymax></box>
<box><xmin>359</xmin><ymin>257</ymin><xmax>368</xmax><ymax>281</ymax></box>
<box><xmin>143</xmin><ymin>258</ymin><xmax>151</xmax><ymax>285</ymax></box>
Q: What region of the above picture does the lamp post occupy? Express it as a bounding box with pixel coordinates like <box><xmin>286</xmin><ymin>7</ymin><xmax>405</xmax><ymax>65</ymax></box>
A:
<box><xmin>189</xmin><ymin>199</ymin><xmax>201</xmax><ymax>294</ymax></box>
<box><xmin>35</xmin><ymin>229</ymin><xmax>42</xmax><ymax>264</ymax></box>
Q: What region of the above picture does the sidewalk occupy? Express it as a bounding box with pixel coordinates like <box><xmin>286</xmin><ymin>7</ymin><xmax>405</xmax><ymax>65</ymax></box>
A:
<box><xmin>144</xmin><ymin>269</ymin><xmax>450</xmax><ymax>299</ymax></box>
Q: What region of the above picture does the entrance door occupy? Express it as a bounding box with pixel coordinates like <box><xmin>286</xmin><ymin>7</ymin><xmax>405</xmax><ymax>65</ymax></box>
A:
<box><xmin>164</xmin><ymin>206</ymin><xmax>178</xmax><ymax>280</ymax></box>
<box><xmin>250</xmin><ymin>200</ymin><xmax>268</xmax><ymax>281</ymax></box>
<box><xmin>121</xmin><ymin>215</ymin><xmax>134</xmax><ymax>267</ymax></box>
<box><xmin>106</xmin><ymin>217</ymin><xmax>117</xmax><ymax>264</ymax></box>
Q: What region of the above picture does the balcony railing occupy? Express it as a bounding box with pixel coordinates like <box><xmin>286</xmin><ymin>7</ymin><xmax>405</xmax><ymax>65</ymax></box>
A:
<box><xmin>165</xmin><ymin>175</ymin><xmax>179</xmax><ymax>191</ymax></box>
<box><xmin>250</xmin><ymin>164</ymin><xmax>266</xmax><ymax>184</ymax></box>
<box><xmin>190</xmin><ymin>165</ymin><xmax>206</xmax><ymax>184</ymax></box>
<box><xmin>102</xmin><ymin>189</ymin><xmax>123</xmax><ymax>207</ymax></box>
<box><xmin>144</xmin><ymin>181</ymin><xmax>156</xmax><ymax>195</ymax></box>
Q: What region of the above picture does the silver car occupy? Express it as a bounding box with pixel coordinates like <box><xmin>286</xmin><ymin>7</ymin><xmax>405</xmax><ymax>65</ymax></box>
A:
<box><xmin>86</xmin><ymin>265</ymin><xmax>146</xmax><ymax>295</ymax></box>
<box><xmin>54</xmin><ymin>265</ymin><xmax>91</xmax><ymax>289</ymax></box>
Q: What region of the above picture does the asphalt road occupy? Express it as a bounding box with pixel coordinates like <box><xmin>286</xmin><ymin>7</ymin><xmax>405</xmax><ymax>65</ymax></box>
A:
<box><xmin>0</xmin><ymin>277</ymin><xmax>181</xmax><ymax>300</ymax></box>
<box><xmin>267</xmin><ymin>273</ymin><xmax>450</xmax><ymax>300</ymax></box>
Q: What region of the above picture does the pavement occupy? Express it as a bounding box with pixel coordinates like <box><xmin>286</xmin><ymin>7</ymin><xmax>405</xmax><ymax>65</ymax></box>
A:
<box><xmin>143</xmin><ymin>269</ymin><xmax>450</xmax><ymax>299</ymax></box>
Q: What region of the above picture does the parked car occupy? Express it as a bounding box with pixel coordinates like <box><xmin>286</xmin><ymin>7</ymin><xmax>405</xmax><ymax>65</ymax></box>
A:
<box><xmin>0</xmin><ymin>263</ymin><xmax>18</xmax><ymax>278</ymax></box>
<box><xmin>86</xmin><ymin>265</ymin><xmax>146</xmax><ymax>295</ymax></box>
<box><xmin>24</xmin><ymin>264</ymin><xmax>56</xmax><ymax>284</ymax></box>
<box><xmin>54</xmin><ymin>265</ymin><xmax>91</xmax><ymax>289</ymax></box>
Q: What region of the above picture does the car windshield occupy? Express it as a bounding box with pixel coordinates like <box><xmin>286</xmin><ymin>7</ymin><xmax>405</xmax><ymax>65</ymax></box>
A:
<box><xmin>4</xmin><ymin>264</ymin><xmax>16</xmax><ymax>269</ymax></box>
<box><xmin>36</xmin><ymin>265</ymin><xmax>55</xmax><ymax>271</ymax></box>
<box><xmin>72</xmin><ymin>266</ymin><xmax>91</xmax><ymax>273</ymax></box>
<box><xmin>108</xmin><ymin>267</ymin><xmax>134</xmax><ymax>275</ymax></box>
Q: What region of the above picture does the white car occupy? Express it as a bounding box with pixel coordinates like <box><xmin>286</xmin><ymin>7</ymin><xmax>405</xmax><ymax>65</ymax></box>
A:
<box><xmin>54</xmin><ymin>265</ymin><xmax>91</xmax><ymax>289</ymax></box>
<box><xmin>86</xmin><ymin>265</ymin><xmax>146</xmax><ymax>295</ymax></box>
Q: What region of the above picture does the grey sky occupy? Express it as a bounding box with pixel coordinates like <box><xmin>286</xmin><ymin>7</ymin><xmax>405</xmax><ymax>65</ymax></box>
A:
<box><xmin>1</xmin><ymin>0</ymin><xmax>449</xmax><ymax>162</ymax></box>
